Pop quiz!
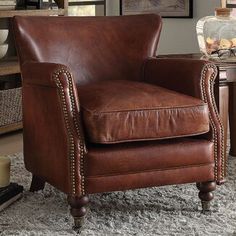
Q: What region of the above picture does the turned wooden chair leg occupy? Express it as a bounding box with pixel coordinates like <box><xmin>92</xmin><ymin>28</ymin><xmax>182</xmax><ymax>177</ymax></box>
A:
<box><xmin>196</xmin><ymin>181</ymin><xmax>216</xmax><ymax>213</ymax></box>
<box><xmin>68</xmin><ymin>195</ymin><xmax>89</xmax><ymax>231</ymax></box>
<box><xmin>30</xmin><ymin>175</ymin><xmax>46</xmax><ymax>192</ymax></box>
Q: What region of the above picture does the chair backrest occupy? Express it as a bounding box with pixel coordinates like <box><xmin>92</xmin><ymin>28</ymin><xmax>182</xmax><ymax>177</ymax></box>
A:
<box><xmin>13</xmin><ymin>14</ymin><xmax>162</xmax><ymax>85</ymax></box>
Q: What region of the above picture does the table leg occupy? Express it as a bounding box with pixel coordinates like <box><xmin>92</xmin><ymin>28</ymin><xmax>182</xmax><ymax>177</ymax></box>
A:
<box><xmin>219</xmin><ymin>85</ymin><xmax>229</xmax><ymax>158</ymax></box>
<box><xmin>229</xmin><ymin>83</ymin><xmax>236</xmax><ymax>156</ymax></box>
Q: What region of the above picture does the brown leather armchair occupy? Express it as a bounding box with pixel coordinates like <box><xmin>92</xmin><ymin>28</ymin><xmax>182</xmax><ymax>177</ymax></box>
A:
<box><xmin>13</xmin><ymin>14</ymin><xmax>225</xmax><ymax>230</ymax></box>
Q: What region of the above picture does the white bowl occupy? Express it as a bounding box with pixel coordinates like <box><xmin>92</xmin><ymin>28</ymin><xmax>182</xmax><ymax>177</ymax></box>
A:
<box><xmin>0</xmin><ymin>44</ymin><xmax>8</xmax><ymax>59</ymax></box>
<box><xmin>0</xmin><ymin>29</ymin><xmax>9</xmax><ymax>44</ymax></box>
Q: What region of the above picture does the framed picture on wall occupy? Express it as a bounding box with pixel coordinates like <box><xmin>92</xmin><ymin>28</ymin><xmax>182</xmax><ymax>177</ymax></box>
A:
<box><xmin>226</xmin><ymin>0</ymin><xmax>236</xmax><ymax>16</ymax></box>
<box><xmin>120</xmin><ymin>0</ymin><xmax>193</xmax><ymax>18</ymax></box>
<box><xmin>227</xmin><ymin>0</ymin><xmax>236</xmax><ymax>7</ymax></box>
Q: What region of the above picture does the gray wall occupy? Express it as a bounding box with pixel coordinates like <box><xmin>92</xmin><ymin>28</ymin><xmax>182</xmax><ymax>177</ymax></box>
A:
<box><xmin>106</xmin><ymin>0</ymin><xmax>221</xmax><ymax>54</ymax></box>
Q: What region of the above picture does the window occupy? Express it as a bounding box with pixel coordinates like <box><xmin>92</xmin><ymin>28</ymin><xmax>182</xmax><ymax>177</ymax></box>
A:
<box><xmin>68</xmin><ymin>0</ymin><xmax>106</xmax><ymax>16</ymax></box>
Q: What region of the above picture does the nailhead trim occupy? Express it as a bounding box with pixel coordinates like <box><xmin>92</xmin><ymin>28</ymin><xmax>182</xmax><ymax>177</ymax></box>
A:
<box><xmin>53</xmin><ymin>68</ymin><xmax>86</xmax><ymax>195</ymax></box>
<box><xmin>200</xmin><ymin>63</ymin><xmax>225</xmax><ymax>181</ymax></box>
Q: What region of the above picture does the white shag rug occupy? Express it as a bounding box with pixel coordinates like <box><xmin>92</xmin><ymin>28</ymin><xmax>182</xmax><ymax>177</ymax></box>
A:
<box><xmin>0</xmin><ymin>153</ymin><xmax>236</xmax><ymax>236</ymax></box>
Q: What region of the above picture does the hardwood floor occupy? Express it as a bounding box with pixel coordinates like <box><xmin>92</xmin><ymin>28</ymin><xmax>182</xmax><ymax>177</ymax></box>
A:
<box><xmin>0</xmin><ymin>131</ymin><xmax>23</xmax><ymax>156</ymax></box>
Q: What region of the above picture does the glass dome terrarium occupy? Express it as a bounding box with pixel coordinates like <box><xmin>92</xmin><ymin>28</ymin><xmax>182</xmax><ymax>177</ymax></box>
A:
<box><xmin>197</xmin><ymin>8</ymin><xmax>236</xmax><ymax>61</ymax></box>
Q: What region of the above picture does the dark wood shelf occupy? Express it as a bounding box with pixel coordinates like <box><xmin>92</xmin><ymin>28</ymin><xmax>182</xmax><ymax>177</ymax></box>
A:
<box><xmin>0</xmin><ymin>8</ymin><xmax>65</xmax><ymax>18</ymax></box>
<box><xmin>0</xmin><ymin>122</ymin><xmax>22</xmax><ymax>135</ymax></box>
<box><xmin>0</xmin><ymin>57</ymin><xmax>20</xmax><ymax>76</ymax></box>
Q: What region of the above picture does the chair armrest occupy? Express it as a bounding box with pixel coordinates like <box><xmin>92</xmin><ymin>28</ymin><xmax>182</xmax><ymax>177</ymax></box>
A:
<box><xmin>22</xmin><ymin>61</ymin><xmax>66</xmax><ymax>87</ymax></box>
<box><xmin>21</xmin><ymin>62</ymin><xmax>87</xmax><ymax>196</ymax></box>
<box><xmin>143</xmin><ymin>58</ymin><xmax>225</xmax><ymax>184</ymax></box>
<box><xmin>143</xmin><ymin>58</ymin><xmax>215</xmax><ymax>98</ymax></box>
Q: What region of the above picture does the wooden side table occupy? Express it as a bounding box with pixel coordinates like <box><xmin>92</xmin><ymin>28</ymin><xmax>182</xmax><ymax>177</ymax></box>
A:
<box><xmin>158</xmin><ymin>53</ymin><xmax>236</xmax><ymax>157</ymax></box>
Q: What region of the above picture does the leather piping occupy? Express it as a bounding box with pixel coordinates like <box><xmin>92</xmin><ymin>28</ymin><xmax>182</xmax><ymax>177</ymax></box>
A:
<box><xmin>89</xmin><ymin>129</ymin><xmax>210</xmax><ymax>144</ymax></box>
<box><xmin>82</xmin><ymin>103</ymin><xmax>208</xmax><ymax>114</ymax></box>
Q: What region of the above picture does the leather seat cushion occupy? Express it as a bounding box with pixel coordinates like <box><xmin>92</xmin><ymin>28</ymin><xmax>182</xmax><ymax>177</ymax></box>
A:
<box><xmin>78</xmin><ymin>80</ymin><xmax>209</xmax><ymax>144</ymax></box>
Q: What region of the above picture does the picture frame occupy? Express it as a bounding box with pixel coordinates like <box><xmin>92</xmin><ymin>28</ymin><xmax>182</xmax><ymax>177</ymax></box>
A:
<box><xmin>226</xmin><ymin>0</ymin><xmax>236</xmax><ymax>16</ymax></box>
<box><xmin>120</xmin><ymin>0</ymin><xmax>193</xmax><ymax>18</ymax></box>
<box><xmin>226</xmin><ymin>0</ymin><xmax>236</xmax><ymax>8</ymax></box>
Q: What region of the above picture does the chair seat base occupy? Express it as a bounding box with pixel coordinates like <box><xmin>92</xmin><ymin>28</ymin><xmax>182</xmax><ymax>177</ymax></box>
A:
<box><xmin>85</xmin><ymin>163</ymin><xmax>215</xmax><ymax>194</ymax></box>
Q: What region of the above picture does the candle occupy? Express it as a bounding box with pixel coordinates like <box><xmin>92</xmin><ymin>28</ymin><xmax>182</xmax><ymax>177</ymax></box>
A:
<box><xmin>0</xmin><ymin>156</ymin><xmax>11</xmax><ymax>188</ymax></box>
<box><xmin>221</xmin><ymin>0</ymin><xmax>227</xmax><ymax>8</ymax></box>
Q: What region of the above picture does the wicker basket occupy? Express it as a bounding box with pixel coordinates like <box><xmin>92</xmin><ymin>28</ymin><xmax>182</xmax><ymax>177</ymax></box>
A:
<box><xmin>0</xmin><ymin>87</ymin><xmax>22</xmax><ymax>127</ymax></box>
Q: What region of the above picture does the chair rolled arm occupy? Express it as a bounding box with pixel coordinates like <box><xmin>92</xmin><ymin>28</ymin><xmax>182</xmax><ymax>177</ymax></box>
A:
<box><xmin>143</xmin><ymin>58</ymin><xmax>215</xmax><ymax>98</ymax></box>
<box><xmin>21</xmin><ymin>61</ymin><xmax>69</xmax><ymax>87</ymax></box>
<box><xmin>143</xmin><ymin>58</ymin><xmax>225</xmax><ymax>184</ymax></box>
<box><xmin>21</xmin><ymin>62</ymin><xmax>87</xmax><ymax>196</ymax></box>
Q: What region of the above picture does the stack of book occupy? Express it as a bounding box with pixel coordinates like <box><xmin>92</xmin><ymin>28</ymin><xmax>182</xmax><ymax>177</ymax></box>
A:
<box><xmin>0</xmin><ymin>183</ymin><xmax>23</xmax><ymax>211</ymax></box>
<box><xmin>0</xmin><ymin>0</ymin><xmax>17</xmax><ymax>11</ymax></box>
